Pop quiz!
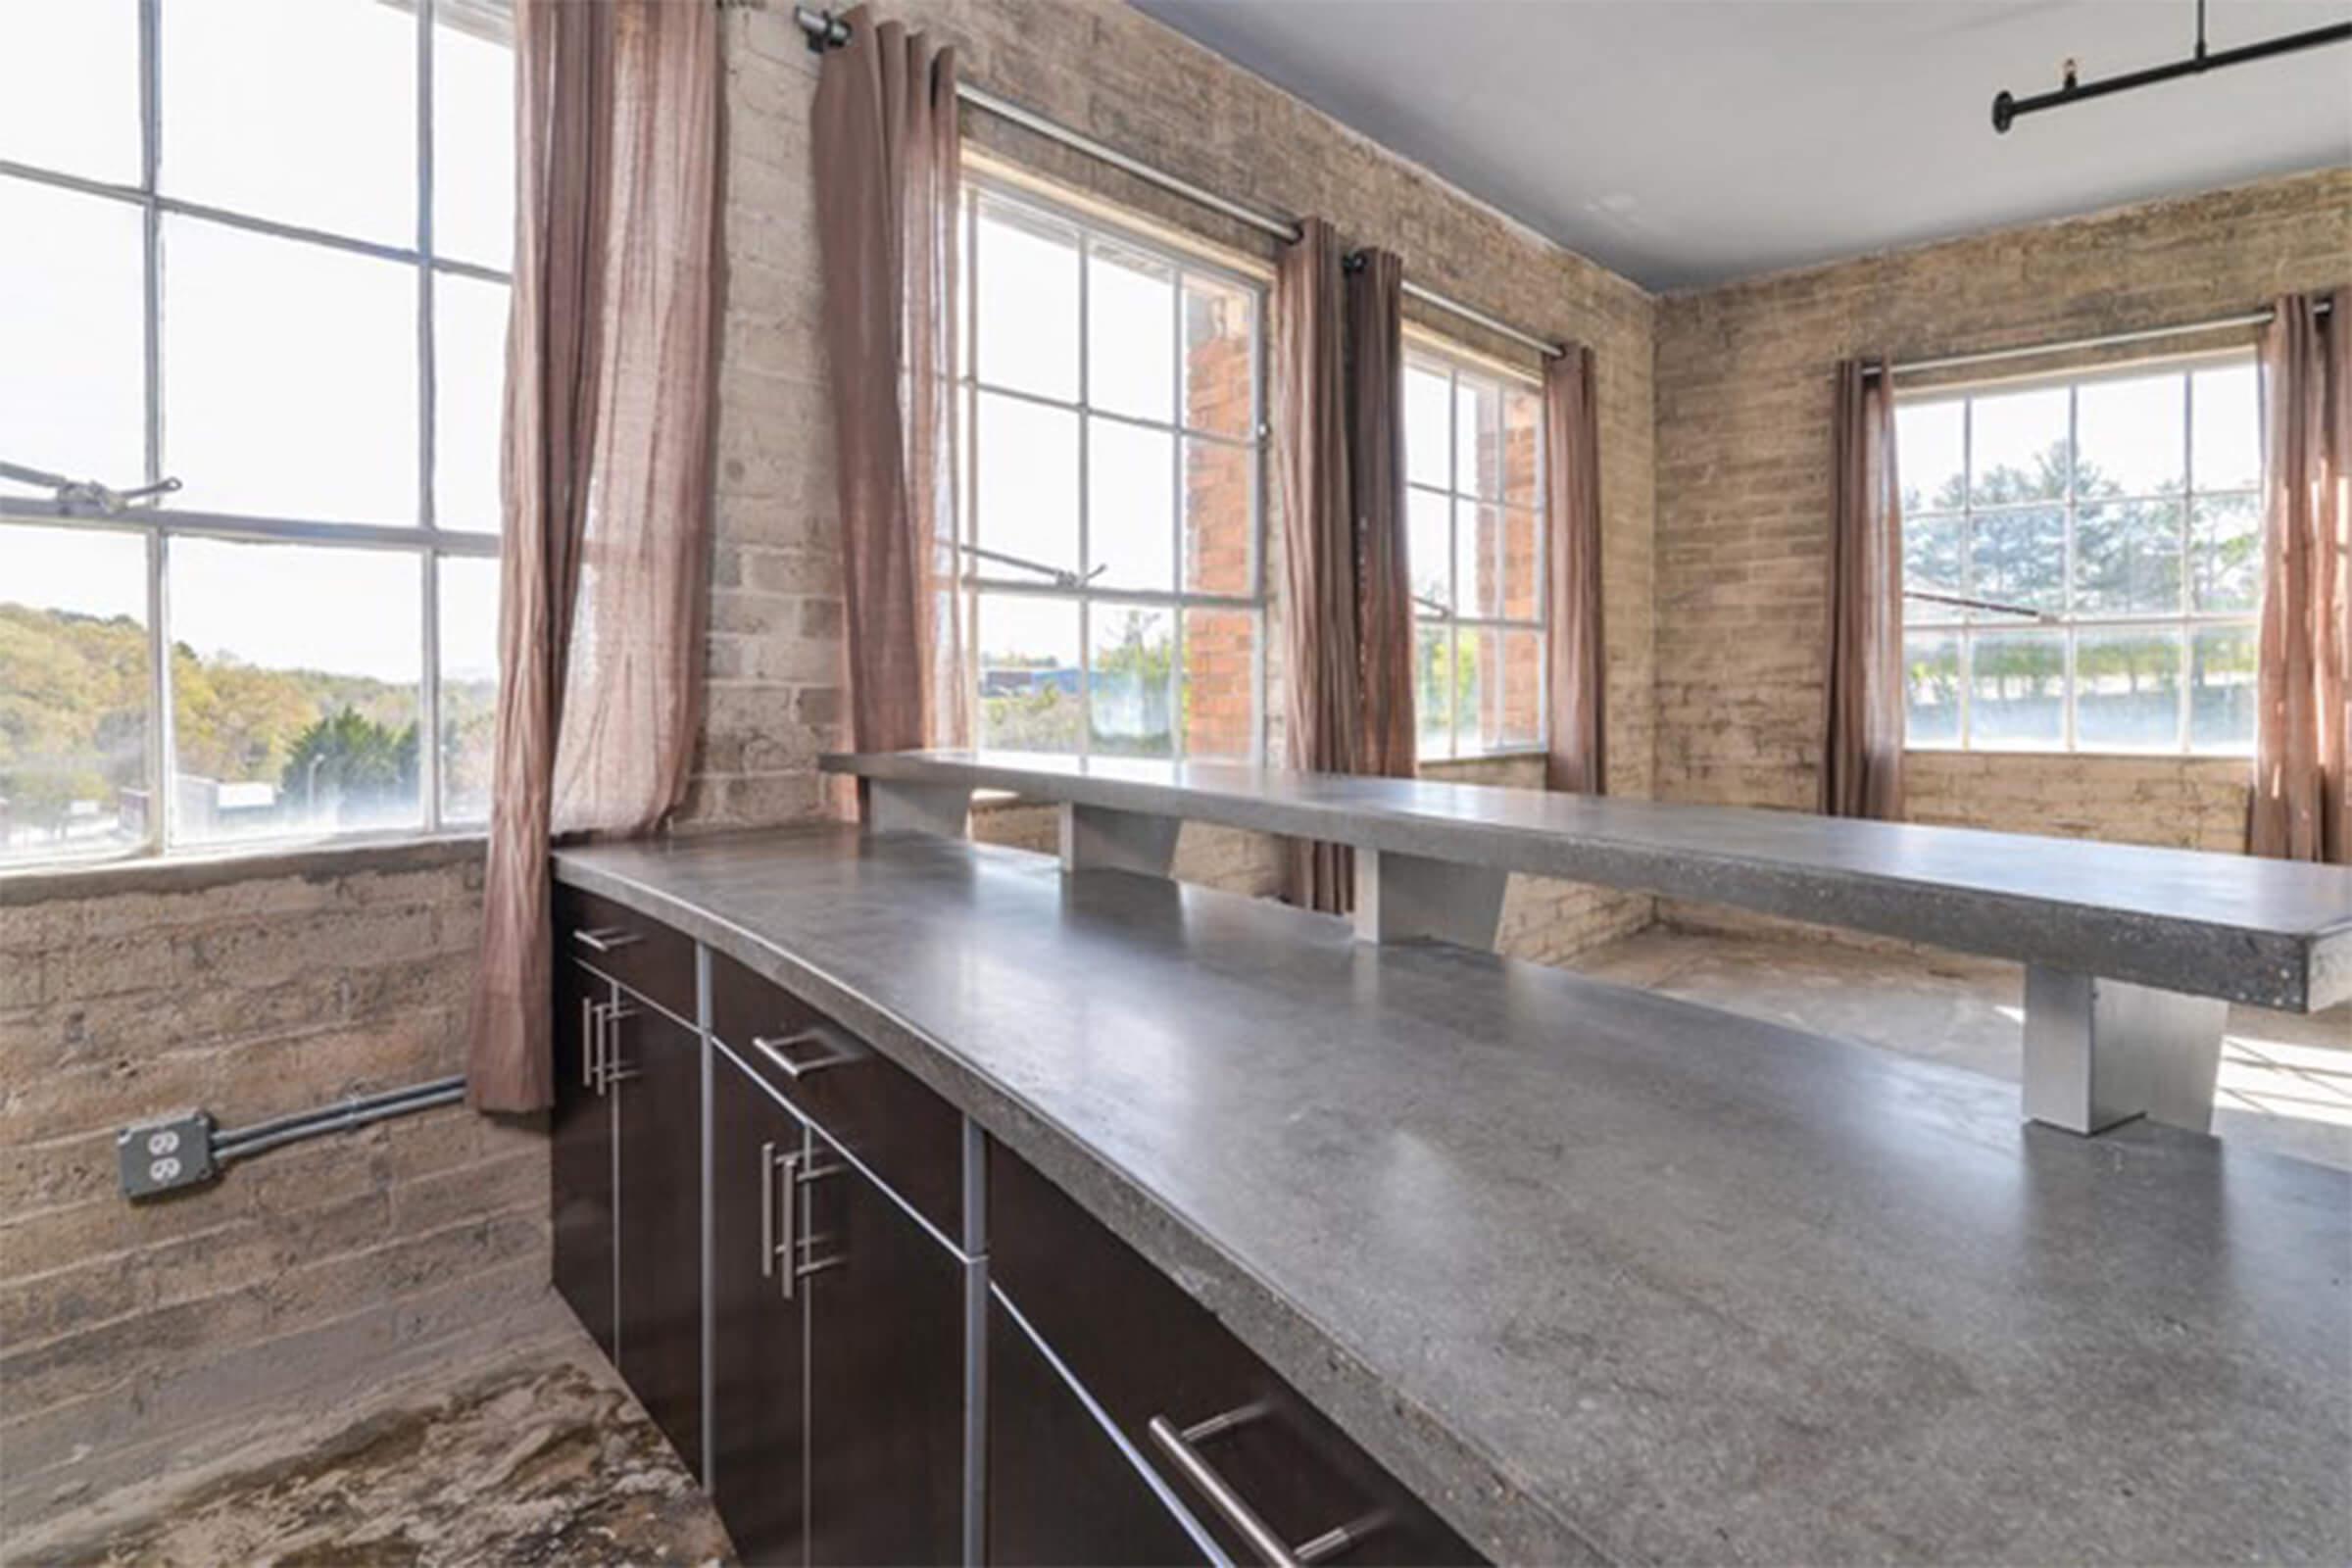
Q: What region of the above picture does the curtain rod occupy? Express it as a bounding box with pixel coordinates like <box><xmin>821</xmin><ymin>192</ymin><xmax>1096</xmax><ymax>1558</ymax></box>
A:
<box><xmin>1865</xmin><ymin>299</ymin><xmax>2328</xmax><ymax>380</ymax></box>
<box><xmin>787</xmin><ymin>6</ymin><xmax>1566</xmax><ymax>362</ymax></box>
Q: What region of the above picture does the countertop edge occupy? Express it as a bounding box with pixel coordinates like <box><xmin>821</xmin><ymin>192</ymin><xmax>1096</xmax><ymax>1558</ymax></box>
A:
<box><xmin>552</xmin><ymin>838</ymin><xmax>1611</xmax><ymax>1567</ymax></box>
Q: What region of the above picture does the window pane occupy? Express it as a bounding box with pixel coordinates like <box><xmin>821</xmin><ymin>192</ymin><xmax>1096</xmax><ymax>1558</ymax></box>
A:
<box><xmin>164</xmin><ymin>217</ymin><xmax>418</xmax><ymax>524</ymax></box>
<box><xmin>0</xmin><ymin>180</ymin><xmax>144</xmax><ymax>491</ymax></box>
<box><xmin>973</xmin><ymin>393</ymin><xmax>1078</xmax><ymax>577</ymax></box>
<box><xmin>1455</xmin><ymin>376</ymin><xmax>1502</xmax><ymax>500</ymax></box>
<box><xmin>1969</xmin><ymin>629</ymin><xmax>2064</xmax><ymax>749</ymax></box>
<box><xmin>2075</xmin><ymin>628</ymin><xmax>2181</xmax><ymax>751</ymax></box>
<box><xmin>1500</xmin><ymin>506</ymin><xmax>1540</xmax><ymax>622</ymax></box>
<box><xmin>437</xmin><ymin>555</ymin><xmax>499</xmax><ymax>823</ymax></box>
<box><xmin>1404</xmin><ymin>364</ymin><xmax>1449</xmax><ymax>489</ymax></box>
<box><xmin>163</xmin><ymin>0</ymin><xmax>416</xmax><ymax>247</ymax></box>
<box><xmin>1970</xmin><ymin>508</ymin><xmax>2064</xmax><ymax>617</ymax></box>
<box><xmin>0</xmin><ymin>525</ymin><xmax>150</xmax><ymax>863</ymax></box>
<box><xmin>0</xmin><ymin>0</ymin><xmax>139</xmax><ymax>183</ymax></box>
<box><xmin>1415</xmin><ymin>620</ymin><xmax>1450</xmax><ymax>759</ymax></box>
<box><xmin>2191</xmin><ymin>362</ymin><xmax>2260</xmax><ymax>491</ymax></box>
<box><xmin>169</xmin><ymin>539</ymin><xmax>422</xmax><ymax>844</ymax></box>
<box><xmin>2075</xmin><ymin>371</ymin><xmax>2183</xmax><ymax>498</ymax></box>
<box><xmin>1464</xmin><ymin>627</ymin><xmax>1542</xmax><ymax>754</ymax></box>
<box><xmin>1089</xmin><ymin>604</ymin><xmax>1174</xmax><ymax>759</ymax></box>
<box><xmin>1182</xmin><ymin>438</ymin><xmax>1252</xmax><ymax>596</ymax></box>
<box><xmin>2190</xmin><ymin>493</ymin><xmax>2263</xmax><ymax>613</ymax></box>
<box><xmin>1457</xmin><ymin>500</ymin><xmax>1503</xmax><ymax>619</ymax></box>
<box><xmin>2074</xmin><ymin>500</ymin><xmax>2182</xmax><ymax>614</ymax></box>
<box><xmin>1407</xmin><ymin>488</ymin><xmax>1450</xmax><ymax>612</ymax></box>
<box><xmin>1501</xmin><ymin>385</ymin><xmax>1542</xmax><ymax>512</ymax></box>
<box><xmin>1087</xmin><ymin>240</ymin><xmax>1173</xmax><ymax>424</ymax></box>
<box><xmin>1902</xmin><ymin>631</ymin><xmax>1961</xmax><ymax>748</ymax></box>
<box><xmin>1453</xmin><ymin>626</ymin><xmax>1486</xmax><ymax>755</ymax></box>
<box><xmin>2189</xmin><ymin>625</ymin><xmax>2258</xmax><ymax>755</ymax></box>
<box><xmin>1903</xmin><ymin>514</ymin><xmax>1967</xmax><ymax>611</ymax></box>
<box><xmin>1086</xmin><ymin>418</ymin><xmax>1173</xmax><ymax>593</ymax></box>
<box><xmin>975</xmin><ymin>595</ymin><xmax>1079</xmax><ymax>754</ymax></box>
<box><xmin>1181</xmin><ymin>608</ymin><xmax>1255</xmax><ymax>760</ymax></box>
<box><xmin>433</xmin><ymin>4</ymin><xmax>515</xmax><ymax>270</ymax></box>
<box><xmin>1181</xmin><ymin>273</ymin><xmax>1253</xmax><ymax>439</ymax></box>
<box><xmin>435</xmin><ymin>273</ymin><xmax>510</xmax><ymax>532</ymax></box>
<box><xmin>1970</xmin><ymin>386</ymin><xmax>2068</xmax><ymax>505</ymax></box>
<box><xmin>974</xmin><ymin>199</ymin><xmax>1078</xmax><ymax>401</ymax></box>
<box><xmin>1896</xmin><ymin>399</ymin><xmax>1964</xmax><ymax>514</ymax></box>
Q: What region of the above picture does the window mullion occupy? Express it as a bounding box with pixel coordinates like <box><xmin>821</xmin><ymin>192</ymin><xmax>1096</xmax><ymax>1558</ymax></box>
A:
<box><xmin>417</xmin><ymin>0</ymin><xmax>442</xmax><ymax>833</ymax></box>
<box><xmin>139</xmin><ymin>0</ymin><xmax>170</xmax><ymax>857</ymax></box>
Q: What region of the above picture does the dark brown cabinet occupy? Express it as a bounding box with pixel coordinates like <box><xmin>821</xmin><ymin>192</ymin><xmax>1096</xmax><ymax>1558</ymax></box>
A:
<box><xmin>612</xmin><ymin>1001</ymin><xmax>706</xmax><ymax>1481</ymax></box>
<box><xmin>552</xmin><ymin>959</ymin><xmax>616</xmax><ymax>1364</ymax></box>
<box><xmin>710</xmin><ymin>1052</ymin><xmax>808</xmax><ymax>1564</ymax></box>
<box><xmin>988</xmin><ymin>1294</ymin><xmax>1213</xmax><ymax>1567</ymax></box>
<box><xmin>805</xmin><ymin>1147</ymin><xmax>965</xmax><ymax>1567</ymax></box>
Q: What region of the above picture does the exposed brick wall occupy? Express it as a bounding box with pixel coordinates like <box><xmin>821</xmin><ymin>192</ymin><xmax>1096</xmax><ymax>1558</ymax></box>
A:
<box><xmin>0</xmin><ymin>843</ymin><xmax>545</xmax><ymax>1531</ymax></box>
<box><xmin>1653</xmin><ymin>169</ymin><xmax>2352</xmax><ymax>848</ymax></box>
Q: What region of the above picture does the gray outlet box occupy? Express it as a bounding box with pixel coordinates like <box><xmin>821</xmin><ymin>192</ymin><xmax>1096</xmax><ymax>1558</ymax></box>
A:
<box><xmin>118</xmin><ymin>1111</ymin><xmax>218</xmax><ymax>1200</ymax></box>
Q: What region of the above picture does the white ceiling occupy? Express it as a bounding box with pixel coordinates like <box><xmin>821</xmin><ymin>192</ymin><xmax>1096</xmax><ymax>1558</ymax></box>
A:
<box><xmin>1131</xmin><ymin>0</ymin><xmax>2352</xmax><ymax>291</ymax></box>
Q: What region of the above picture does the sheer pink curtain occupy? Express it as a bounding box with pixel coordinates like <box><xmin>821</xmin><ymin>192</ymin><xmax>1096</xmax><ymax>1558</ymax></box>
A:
<box><xmin>1820</xmin><ymin>358</ymin><xmax>1905</xmax><ymax>820</ymax></box>
<box><xmin>466</xmin><ymin>0</ymin><xmax>718</xmax><ymax>1113</ymax></box>
<box><xmin>812</xmin><ymin>7</ymin><xmax>968</xmax><ymax>760</ymax></box>
<box><xmin>1348</xmin><ymin>249</ymin><xmax>1414</xmax><ymax>779</ymax></box>
<box><xmin>2251</xmin><ymin>290</ymin><xmax>2350</xmax><ymax>862</ymax></box>
<box><xmin>1544</xmin><ymin>344</ymin><xmax>1606</xmax><ymax>794</ymax></box>
<box><xmin>1276</xmin><ymin>218</ymin><xmax>1360</xmax><ymax>912</ymax></box>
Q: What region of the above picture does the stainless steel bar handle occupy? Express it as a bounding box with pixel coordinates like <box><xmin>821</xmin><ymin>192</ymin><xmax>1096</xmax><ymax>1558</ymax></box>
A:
<box><xmin>1148</xmin><ymin>1406</ymin><xmax>1385</xmax><ymax>1568</ymax></box>
<box><xmin>1147</xmin><ymin>1407</ymin><xmax>1299</xmax><ymax>1568</ymax></box>
<box><xmin>760</xmin><ymin>1139</ymin><xmax>778</xmax><ymax>1281</ymax></box>
<box><xmin>751</xmin><ymin>1023</ymin><xmax>866</xmax><ymax>1081</ymax></box>
<box><xmin>602</xmin><ymin>1003</ymin><xmax>641</xmax><ymax>1086</ymax></box>
<box><xmin>570</xmin><ymin>926</ymin><xmax>644</xmax><ymax>954</ymax></box>
<box><xmin>773</xmin><ymin>1147</ymin><xmax>805</xmax><ymax>1299</ymax></box>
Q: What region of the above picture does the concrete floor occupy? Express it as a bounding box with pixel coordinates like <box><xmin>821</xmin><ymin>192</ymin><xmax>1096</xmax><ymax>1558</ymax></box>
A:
<box><xmin>17</xmin><ymin>927</ymin><xmax>2343</xmax><ymax>1566</ymax></box>
<box><xmin>1572</xmin><ymin>924</ymin><xmax>2352</xmax><ymax>1171</ymax></box>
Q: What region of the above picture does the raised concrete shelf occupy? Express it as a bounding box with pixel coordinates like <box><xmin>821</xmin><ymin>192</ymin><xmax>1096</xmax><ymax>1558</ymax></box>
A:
<box><xmin>821</xmin><ymin>749</ymin><xmax>2352</xmax><ymax>1136</ymax></box>
<box><xmin>556</xmin><ymin>827</ymin><xmax>2352</xmax><ymax>1567</ymax></box>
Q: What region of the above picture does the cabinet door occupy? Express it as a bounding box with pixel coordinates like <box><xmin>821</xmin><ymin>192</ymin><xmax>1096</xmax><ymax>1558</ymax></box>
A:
<box><xmin>612</xmin><ymin>1000</ymin><xmax>706</xmax><ymax>1479</ymax></box>
<box><xmin>552</xmin><ymin>960</ymin><xmax>616</xmax><ymax>1361</ymax></box>
<box><xmin>805</xmin><ymin>1142</ymin><xmax>963</xmax><ymax>1567</ymax></box>
<box><xmin>989</xmin><ymin>1294</ymin><xmax>1214</xmax><ymax>1567</ymax></box>
<box><xmin>710</xmin><ymin>1054</ymin><xmax>809</xmax><ymax>1565</ymax></box>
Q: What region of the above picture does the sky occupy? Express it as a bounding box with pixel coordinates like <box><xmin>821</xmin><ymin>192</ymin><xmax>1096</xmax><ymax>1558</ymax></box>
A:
<box><xmin>0</xmin><ymin>0</ymin><xmax>512</xmax><ymax>686</ymax></box>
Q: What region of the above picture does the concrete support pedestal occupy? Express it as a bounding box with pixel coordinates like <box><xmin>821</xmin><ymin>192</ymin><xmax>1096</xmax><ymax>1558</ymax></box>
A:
<box><xmin>1058</xmin><ymin>803</ymin><xmax>1181</xmax><ymax>876</ymax></box>
<box><xmin>863</xmin><ymin>779</ymin><xmax>973</xmax><ymax>838</ymax></box>
<box><xmin>1352</xmin><ymin>850</ymin><xmax>1508</xmax><ymax>950</ymax></box>
<box><xmin>2022</xmin><ymin>966</ymin><xmax>2230</xmax><ymax>1136</ymax></box>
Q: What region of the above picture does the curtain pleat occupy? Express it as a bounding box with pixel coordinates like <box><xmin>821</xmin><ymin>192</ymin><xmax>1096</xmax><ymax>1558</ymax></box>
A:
<box><xmin>467</xmin><ymin>0</ymin><xmax>719</xmax><ymax>1113</ymax></box>
<box><xmin>812</xmin><ymin>5</ymin><xmax>967</xmax><ymax>759</ymax></box>
<box><xmin>1275</xmin><ymin>219</ymin><xmax>1360</xmax><ymax>913</ymax></box>
<box><xmin>1820</xmin><ymin>358</ymin><xmax>1905</xmax><ymax>820</ymax></box>
<box><xmin>2251</xmin><ymin>289</ymin><xmax>2351</xmax><ymax>862</ymax></box>
<box><xmin>1544</xmin><ymin>345</ymin><xmax>1606</xmax><ymax>794</ymax></box>
<box><xmin>1348</xmin><ymin>250</ymin><xmax>1415</xmax><ymax>780</ymax></box>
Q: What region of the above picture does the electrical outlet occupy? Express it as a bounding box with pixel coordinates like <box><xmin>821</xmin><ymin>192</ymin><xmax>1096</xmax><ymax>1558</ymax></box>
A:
<box><xmin>118</xmin><ymin>1111</ymin><xmax>218</xmax><ymax>1200</ymax></box>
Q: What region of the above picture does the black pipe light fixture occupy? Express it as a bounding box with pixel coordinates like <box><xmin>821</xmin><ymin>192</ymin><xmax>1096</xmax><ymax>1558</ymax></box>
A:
<box><xmin>1991</xmin><ymin>0</ymin><xmax>2352</xmax><ymax>131</ymax></box>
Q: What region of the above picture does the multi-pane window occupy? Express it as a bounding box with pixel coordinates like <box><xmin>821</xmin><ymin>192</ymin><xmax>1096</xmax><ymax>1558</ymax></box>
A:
<box><xmin>0</xmin><ymin>0</ymin><xmax>513</xmax><ymax>868</ymax></box>
<box><xmin>958</xmin><ymin>179</ymin><xmax>1265</xmax><ymax>761</ymax></box>
<box><xmin>1404</xmin><ymin>349</ymin><xmax>1545</xmax><ymax>759</ymax></box>
<box><xmin>1897</xmin><ymin>357</ymin><xmax>2262</xmax><ymax>755</ymax></box>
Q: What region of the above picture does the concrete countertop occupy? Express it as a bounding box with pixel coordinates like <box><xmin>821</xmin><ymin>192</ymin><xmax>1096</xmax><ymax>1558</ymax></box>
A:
<box><xmin>556</xmin><ymin>826</ymin><xmax>2351</xmax><ymax>1567</ymax></box>
<box><xmin>821</xmin><ymin>749</ymin><xmax>2352</xmax><ymax>1011</ymax></box>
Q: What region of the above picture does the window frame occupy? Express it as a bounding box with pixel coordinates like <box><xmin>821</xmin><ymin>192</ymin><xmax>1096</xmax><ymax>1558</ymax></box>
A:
<box><xmin>1404</xmin><ymin>341</ymin><xmax>1548</xmax><ymax>760</ymax></box>
<box><xmin>1897</xmin><ymin>349</ymin><xmax>2264</xmax><ymax>759</ymax></box>
<box><xmin>957</xmin><ymin>173</ymin><xmax>1269</xmax><ymax>764</ymax></box>
<box><xmin>0</xmin><ymin>0</ymin><xmax>509</xmax><ymax>869</ymax></box>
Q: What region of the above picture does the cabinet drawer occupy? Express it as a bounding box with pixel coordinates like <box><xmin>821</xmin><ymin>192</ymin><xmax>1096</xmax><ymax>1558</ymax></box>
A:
<box><xmin>555</xmin><ymin>883</ymin><xmax>696</xmax><ymax>1020</ymax></box>
<box><xmin>710</xmin><ymin>948</ymin><xmax>962</xmax><ymax>1244</ymax></box>
<box><xmin>989</xmin><ymin>1145</ymin><xmax>1482</xmax><ymax>1568</ymax></box>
